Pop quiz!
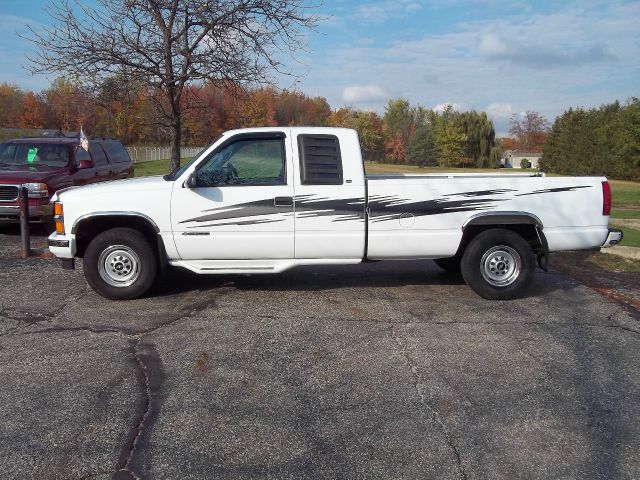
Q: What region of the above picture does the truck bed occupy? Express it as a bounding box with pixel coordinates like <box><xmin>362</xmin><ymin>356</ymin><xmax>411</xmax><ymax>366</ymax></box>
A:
<box><xmin>365</xmin><ymin>173</ymin><xmax>608</xmax><ymax>259</ymax></box>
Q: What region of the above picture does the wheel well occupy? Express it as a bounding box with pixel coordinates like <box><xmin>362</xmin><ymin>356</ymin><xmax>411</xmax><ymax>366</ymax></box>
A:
<box><xmin>456</xmin><ymin>224</ymin><xmax>544</xmax><ymax>258</ymax></box>
<box><xmin>74</xmin><ymin>215</ymin><xmax>160</xmax><ymax>259</ymax></box>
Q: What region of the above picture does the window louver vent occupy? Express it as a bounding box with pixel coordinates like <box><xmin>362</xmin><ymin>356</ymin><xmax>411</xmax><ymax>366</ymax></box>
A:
<box><xmin>298</xmin><ymin>135</ymin><xmax>343</xmax><ymax>185</ymax></box>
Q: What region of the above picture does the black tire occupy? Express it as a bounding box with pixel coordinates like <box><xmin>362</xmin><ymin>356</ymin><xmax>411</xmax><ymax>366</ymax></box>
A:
<box><xmin>83</xmin><ymin>227</ymin><xmax>157</xmax><ymax>300</ymax></box>
<box><xmin>461</xmin><ymin>229</ymin><xmax>536</xmax><ymax>300</ymax></box>
<box><xmin>434</xmin><ymin>256</ymin><xmax>461</xmax><ymax>275</ymax></box>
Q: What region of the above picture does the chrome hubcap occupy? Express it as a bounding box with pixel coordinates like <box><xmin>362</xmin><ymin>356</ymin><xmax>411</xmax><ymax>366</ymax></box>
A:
<box><xmin>98</xmin><ymin>245</ymin><xmax>141</xmax><ymax>287</ymax></box>
<box><xmin>480</xmin><ymin>245</ymin><xmax>521</xmax><ymax>287</ymax></box>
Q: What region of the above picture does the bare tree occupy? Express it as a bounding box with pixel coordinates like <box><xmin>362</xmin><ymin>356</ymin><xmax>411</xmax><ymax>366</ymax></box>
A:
<box><xmin>509</xmin><ymin>111</ymin><xmax>550</xmax><ymax>152</ymax></box>
<box><xmin>25</xmin><ymin>0</ymin><xmax>320</xmax><ymax>171</ymax></box>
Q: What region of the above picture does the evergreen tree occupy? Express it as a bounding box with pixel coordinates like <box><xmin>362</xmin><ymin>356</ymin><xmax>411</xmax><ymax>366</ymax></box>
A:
<box><xmin>542</xmin><ymin>99</ymin><xmax>640</xmax><ymax>181</ymax></box>
<box><xmin>384</xmin><ymin>98</ymin><xmax>414</xmax><ymax>143</ymax></box>
<box><xmin>407</xmin><ymin>123</ymin><xmax>437</xmax><ymax>167</ymax></box>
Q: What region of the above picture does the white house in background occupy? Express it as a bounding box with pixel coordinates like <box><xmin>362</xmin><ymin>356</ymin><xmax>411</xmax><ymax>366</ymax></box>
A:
<box><xmin>502</xmin><ymin>150</ymin><xmax>542</xmax><ymax>169</ymax></box>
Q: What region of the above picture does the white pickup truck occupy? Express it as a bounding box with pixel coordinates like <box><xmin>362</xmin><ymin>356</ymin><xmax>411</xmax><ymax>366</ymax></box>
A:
<box><xmin>47</xmin><ymin>127</ymin><xmax>622</xmax><ymax>300</ymax></box>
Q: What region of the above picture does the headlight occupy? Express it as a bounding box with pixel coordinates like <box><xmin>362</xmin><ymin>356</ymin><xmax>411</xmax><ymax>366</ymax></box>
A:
<box><xmin>22</xmin><ymin>182</ymin><xmax>49</xmax><ymax>198</ymax></box>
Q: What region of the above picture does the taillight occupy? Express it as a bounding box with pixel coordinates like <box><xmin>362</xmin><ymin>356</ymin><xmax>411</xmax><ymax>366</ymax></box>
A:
<box><xmin>602</xmin><ymin>181</ymin><xmax>611</xmax><ymax>216</ymax></box>
<box><xmin>54</xmin><ymin>202</ymin><xmax>65</xmax><ymax>234</ymax></box>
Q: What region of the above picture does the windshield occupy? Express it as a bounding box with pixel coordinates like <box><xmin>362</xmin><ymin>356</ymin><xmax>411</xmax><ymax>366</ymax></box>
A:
<box><xmin>0</xmin><ymin>142</ymin><xmax>70</xmax><ymax>168</ymax></box>
<box><xmin>163</xmin><ymin>137</ymin><xmax>221</xmax><ymax>181</ymax></box>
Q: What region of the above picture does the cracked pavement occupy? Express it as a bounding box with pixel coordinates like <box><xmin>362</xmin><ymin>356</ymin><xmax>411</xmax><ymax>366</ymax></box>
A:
<box><xmin>1</xmin><ymin>227</ymin><xmax>640</xmax><ymax>479</ymax></box>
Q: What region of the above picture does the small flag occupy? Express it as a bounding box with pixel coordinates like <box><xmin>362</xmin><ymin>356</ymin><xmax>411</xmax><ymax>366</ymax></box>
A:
<box><xmin>79</xmin><ymin>126</ymin><xmax>89</xmax><ymax>151</ymax></box>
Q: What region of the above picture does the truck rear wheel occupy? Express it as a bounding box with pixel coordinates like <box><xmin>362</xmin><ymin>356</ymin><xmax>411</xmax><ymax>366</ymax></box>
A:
<box><xmin>461</xmin><ymin>229</ymin><xmax>535</xmax><ymax>300</ymax></box>
<box><xmin>83</xmin><ymin>227</ymin><xmax>157</xmax><ymax>300</ymax></box>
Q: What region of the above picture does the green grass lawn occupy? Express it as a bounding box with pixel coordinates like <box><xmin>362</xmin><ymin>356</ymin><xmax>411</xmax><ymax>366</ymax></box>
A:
<box><xmin>602</xmin><ymin>180</ymin><xmax>640</xmax><ymax>246</ymax></box>
<box><xmin>610</xmin><ymin>209</ymin><xmax>640</xmax><ymax>219</ymax></box>
<box><xmin>620</xmin><ymin>227</ymin><xmax>640</xmax><ymax>247</ymax></box>
<box><xmin>608</xmin><ymin>179</ymin><xmax>640</xmax><ymax>208</ymax></box>
<box><xmin>133</xmin><ymin>159</ymin><xmax>174</xmax><ymax>177</ymax></box>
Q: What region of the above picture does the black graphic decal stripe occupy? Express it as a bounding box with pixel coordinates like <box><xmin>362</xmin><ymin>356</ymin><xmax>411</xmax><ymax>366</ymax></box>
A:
<box><xmin>368</xmin><ymin>186</ymin><xmax>593</xmax><ymax>223</ymax></box>
<box><xmin>180</xmin><ymin>195</ymin><xmax>367</xmax><ymax>227</ymax></box>
<box><xmin>189</xmin><ymin>218</ymin><xmax>285</xmax><ymax>228</ymax></box>
<box><xmin>179</xmin><ymin>198</ymin><xmax>283</xmax><ymax>224</ymax></box>
<box><xmin>368</xmin><ymin>192</ymin><xmax>507</xmax><ymax>222</ymax></box>
<box><xmin>442</xmin><ymin>189</ymin><xmax>517</xmax><ymax>197</ymax></box>
<box><xmin>515</xmin><ymin>186</ymin><xmax>592</xmax><ymax>196</ymax></box>
<box><xmin>294</xmin><ymin>195</ymin><xmax>365</xmax><ymax>222</ymax></box>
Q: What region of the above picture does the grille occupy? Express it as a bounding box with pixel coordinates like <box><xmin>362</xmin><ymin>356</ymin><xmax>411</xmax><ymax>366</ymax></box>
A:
<box><xmin>0</xmin><ymin>185</ymin><xmax>19</xmax><ymax>202</ymax></box>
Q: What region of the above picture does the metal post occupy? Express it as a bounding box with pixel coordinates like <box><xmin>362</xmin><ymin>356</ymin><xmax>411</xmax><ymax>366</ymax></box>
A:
<box><xmin>18</xmin><ymin>186</ymin><xmax>30</xmax><ymax>258</ymax></box>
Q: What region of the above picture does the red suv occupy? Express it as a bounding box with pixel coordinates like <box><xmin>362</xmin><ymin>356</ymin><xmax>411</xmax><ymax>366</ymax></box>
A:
<box><xmin>0</xmin><ymin>136</ymin><xmax>133</xmax><ymax>225</ymax></box>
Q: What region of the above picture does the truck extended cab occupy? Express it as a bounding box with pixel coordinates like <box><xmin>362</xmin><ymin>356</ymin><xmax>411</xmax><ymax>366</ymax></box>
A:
<box><xmin>47</xmin><ymin>127</ymin><xmax>623</xmax><ymax>300</ymax></box>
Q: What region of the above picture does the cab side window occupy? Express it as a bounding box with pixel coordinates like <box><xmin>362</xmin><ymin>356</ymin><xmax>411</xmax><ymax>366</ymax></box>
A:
<box><xmin>196</xmin><ymin>138</ymin><xmax>285</xmax><ymax>187</ymax></box>
<box><xmin>90</xmin><ymin>144</ymin><xmax>109</xmax><ymax>167</ymax></box>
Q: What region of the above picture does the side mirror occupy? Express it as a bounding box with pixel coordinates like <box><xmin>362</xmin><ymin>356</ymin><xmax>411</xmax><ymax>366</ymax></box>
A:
<box><xmin>78</xmin><ymin>159</ymin><xmax>94</xmax><ymax>169</ymax></box>
<box><xmin>185</xmin><ymin>171</ymin><xmax>198</xmax><ymax>188</ymax></box>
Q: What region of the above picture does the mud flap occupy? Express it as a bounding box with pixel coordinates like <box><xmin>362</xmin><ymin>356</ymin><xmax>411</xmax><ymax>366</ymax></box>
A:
<box><xmin>157</xmin><ymin>235</ymin><xmax>170</xmax><ymax>277</ymax></box>
<box><xmin>61</xmin><ymin>258</ymin><xmax>75</xmax><ymax>270</ymax></box>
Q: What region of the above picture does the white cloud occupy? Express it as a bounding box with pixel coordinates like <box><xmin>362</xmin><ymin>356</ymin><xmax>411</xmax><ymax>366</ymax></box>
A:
<box><xmin>433</xmin><ymin>102</ymin><xmax>471</xmax><ymax>113</ymax></box>
<box><xmin>478</xmin><ymin>31</ymin><xmax>514</xmax><ymax>57</ymax></box>
<box><xmin>342</xmin><ymin>85</ymin><xmax>389</xmax><ymax>104</ymax></box>
<box><xmin>356</xmin><ymin>0</ymin><xmax>424</xmax><ymax>22</ymax></box>
<box><xmin>486</xmin><ymin>103</ymin><xmax>514</xmax><ymax>119</ymax></box>
<box><xmin>477</xmin><ymin>28</ymin><xmax>618</xmax><ymax>67</ymax></box>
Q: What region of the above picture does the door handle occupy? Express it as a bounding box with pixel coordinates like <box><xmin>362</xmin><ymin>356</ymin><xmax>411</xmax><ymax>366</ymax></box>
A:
<box><xmin>274</xmin><ymin>196</ymin><xmax>293</xmax><ymax>207</ymax></box>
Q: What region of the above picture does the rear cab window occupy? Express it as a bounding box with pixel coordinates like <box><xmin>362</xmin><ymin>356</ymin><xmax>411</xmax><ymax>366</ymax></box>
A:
<box><xmin>89</xmin><ymin>144</ymin><xmax>109</xmax><ymax>167</ymax></box>
<box><xmin>103</xmin><ymin>142</ymin><xmax>131</xmax><ymax>164</ymax></box>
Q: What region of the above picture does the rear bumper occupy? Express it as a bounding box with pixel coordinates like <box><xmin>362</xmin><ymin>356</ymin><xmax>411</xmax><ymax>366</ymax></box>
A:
<box><xmin>0</xmin><ymin>203</ymin><xmax>53</xmax><ymax>222</ymax></box>
<box><xmin>601</xmin><ymin>228</ymin><xmax>624</xmax><ymax>248</ymax></box>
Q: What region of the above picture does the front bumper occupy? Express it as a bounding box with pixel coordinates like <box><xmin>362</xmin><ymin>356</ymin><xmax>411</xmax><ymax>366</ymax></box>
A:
<box><xmin>601</xmin><ymin>228</ymin><xmax>624</xmax><ymax>248</ymax></box>
<box><xmin>0</xmin><ymin>203</ymin><xmax>53</xmax><ymax>222</ymax></box>
<box><xmin>47</xmin><ymin>232</ymin><xmax>76</xmax><ymax>259</ymax></box>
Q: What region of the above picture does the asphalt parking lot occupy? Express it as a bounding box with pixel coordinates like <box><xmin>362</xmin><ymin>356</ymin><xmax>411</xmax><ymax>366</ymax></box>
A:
<box><xmin>1</xmin><ymin>227</ymin><xmax>639</xmax><ymax>480</ymax></box>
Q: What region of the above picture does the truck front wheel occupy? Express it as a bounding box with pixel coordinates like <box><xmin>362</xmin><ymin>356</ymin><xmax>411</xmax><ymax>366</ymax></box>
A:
<box><xmin>461</xmin><ymin>229</ymin><xmax>535</xmax><ymax>300</ymax></box>
<box><xmin>83</xmin><ymin>228</ymin><xmax>158</xmax><ymax>300</ymax></box>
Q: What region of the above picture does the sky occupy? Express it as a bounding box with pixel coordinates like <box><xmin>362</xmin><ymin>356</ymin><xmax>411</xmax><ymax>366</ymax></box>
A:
<box><xmin>0</xmin><ymin>0</ymin><xmax>639</xmax><ymax>135</ymax></box>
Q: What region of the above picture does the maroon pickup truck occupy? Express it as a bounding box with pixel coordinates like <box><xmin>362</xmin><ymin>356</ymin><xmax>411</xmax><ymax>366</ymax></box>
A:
<box><xmin>0</xmin><ymin>136</ymin><xmax>133</xmax><ymax>225</ymax></box>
